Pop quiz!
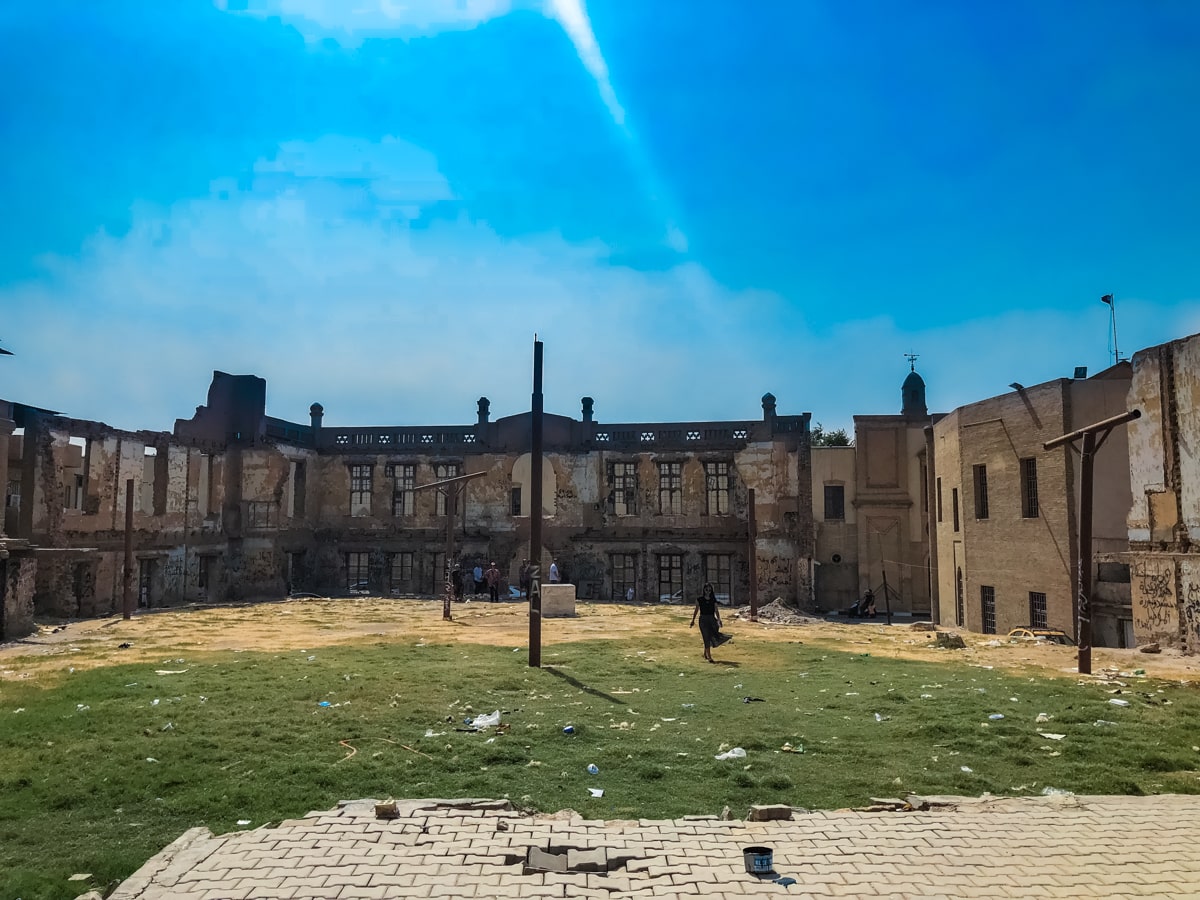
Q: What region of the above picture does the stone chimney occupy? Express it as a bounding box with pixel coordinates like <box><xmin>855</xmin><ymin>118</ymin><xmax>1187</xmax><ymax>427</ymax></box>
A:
<box><xmin>581</xmin><ymin>397</ymin><xmax>594</xmax><ymax>423</ymax></box>
<box><xmin>761</xmin><ymin>392</ymin><xmax>777</xmax><ymax>422</ymax></box>
<box><xmin>477</xmin><ymin>397</ymin><xmax>490</xmax><ymax>426</ymax></box>
<box><xmin>309</xmin><ymin>403</ymin><xmax>324</xmax><ymax>430</ymax></box>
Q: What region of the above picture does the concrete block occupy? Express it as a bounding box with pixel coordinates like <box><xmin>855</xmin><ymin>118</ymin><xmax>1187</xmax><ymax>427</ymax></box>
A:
<box><xmin>541</xmin><ymin>584</ymin><xmax>576</xmax><ymax>618</ymax></box>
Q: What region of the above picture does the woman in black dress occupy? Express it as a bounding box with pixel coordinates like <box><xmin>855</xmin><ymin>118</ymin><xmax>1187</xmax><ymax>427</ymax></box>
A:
<box><xmin>690</xmin><ymin>582</ymin><xmax>728</xmax><ymax>662</ymax></box>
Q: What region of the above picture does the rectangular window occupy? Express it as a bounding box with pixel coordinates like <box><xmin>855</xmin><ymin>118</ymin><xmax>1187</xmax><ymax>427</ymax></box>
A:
<box><xmin>198</xmin><ymin>556</ymin><xmax>214</xmax><ymax>591</ymax></box>
<box><xmin>823</xmin><ymin>484</ymin><xmax>845</xmax><ymax>521</ymax></box>
<box><xmin>1020</xmin><ymin>457</ymin><xmax>1039</xmax><ymax>518</ymax></box>
<box><xmin>658</xmin><ymin>462</ymin><xmax>682</xmax><ymax>514</ymax></box>
<box><xmin>973</xmin><ymin>464</ymin><xmax>989</xmax><ymax>520</ymax></box>
<box><xmin>390</xmin><ymin>464</ymin><xmax>415</xmax><ymax>516</ymax></box>
<box><xmin>138</xmin><ymin>559</ymin><xmax>155</xmax><ymax>608</ymax></box>
<box><xmin>346</xmin><ymin>552</ymin><xmax>370</xmax><ymax>593</ymax></box>
<box><xmin>703</xmin><ymin>553</ymin><xmax>732</xmax><ymax>604</ymax></box>
<box><xmin>657</xmin><ymin>553</ymin><xmax>683</xmax><ymax>602</ymax></box>
<box><xmin>955</xmin><ymin>567</ymin><xmax>965</xmax><ymax>627</ymax></box>
<box><xmin>952</xmin><ymin>488</ymin><xmax>960</xmax><ymax>532</ymax></box>
<box><xmin>936</xmin><ymin>477</ymin><xmax>943</xmax><ymax>523</ymax></box>
<box><xmin>434</xmin><ymin>463</ymin><xmax>461</xmax><ymax>515</ymax></box>
<box><xmin>704</xmin><ymin>461</ymin><xmax>731</xmax><ymax>515</ymax></box>
<box><xmin>64</xmin><ymin>473</ymin><xmax>84</xmax><ymax>510</ymax></box>
<box><xmin>349</xmin><ymin>464</ymin><xmax>373</xmax><ymax>516</ymax></box>
<box><xmin>981</xmin><ymin>585</ymin><xmax>996</xmax><ymax>634</ymax></box>
<box><xmin>390</xmin><ymin>551</ymin><xmax>414</xmax><ymax>595</ymax></box>
<box><xmin>609</xmin><ymin>462</ymin><xmax>638</xmax><ymax>516</ymax></box>
<box><xmin>510</xmin><ymin>485</ymin><xmax>522</xmax><ymax>516</ymax></box>
<box><xmin>1029</xmin><ymin>591</ymin><xmax>1047</xmax><ymax>629</ymax></box>
<box><xmin>612</xmin><ymin>553</ymin><xmax>638</xmax><ymax>601</ymax></box>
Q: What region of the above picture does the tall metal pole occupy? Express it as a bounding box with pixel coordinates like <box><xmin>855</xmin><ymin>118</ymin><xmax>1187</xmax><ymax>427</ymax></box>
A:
<box><xmin>748</xmin><ymin>488</ymin><xmax>758</xmax><ymax>621</ymax></box>
<box><xmin>443</xmin><ymin>483</ymin><xmax>456</xmax><ymax>621</ymax></box>
<box><xmin>122</xmin><ymin>478</ymin><xmax>134</xmax><ymax>619</ymax></box>
<box><xmin>1076</xmin><ymin>431</ymin><xmax>1096</xmax><ymax>675</ymax></box>
<box><xmin>529</xmin><ymin>338</ymin><xmax>544</xmax><ymax>668</ymax></box>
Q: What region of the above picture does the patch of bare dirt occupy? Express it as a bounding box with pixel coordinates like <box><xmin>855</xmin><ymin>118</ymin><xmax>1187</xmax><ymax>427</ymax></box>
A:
<box><xmin>3</xmin><ymin>596</ymin><xmax>1198</xmax><ymax>684</ymax></box>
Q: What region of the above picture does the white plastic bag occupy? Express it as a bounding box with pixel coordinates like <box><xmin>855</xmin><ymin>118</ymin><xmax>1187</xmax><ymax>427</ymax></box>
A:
<box><xmin>471</xmin><ymin>710</ymin><xmax>501</xmax><ymax>729</ymax></box>
<box><xmin>714</xmin><ymin>747</ymin><xmax>747</xmax><ymax>760</ymax></box>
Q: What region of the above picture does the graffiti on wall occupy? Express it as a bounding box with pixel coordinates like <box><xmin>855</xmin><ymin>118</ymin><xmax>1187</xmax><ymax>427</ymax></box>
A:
<box><xmin>1184</xmin><ymin>579</ymin><xmax>1200</xmax><ymax>649</ymax></box>
<box><xmin>1130</xmin><ymin>561</ymin><xmax>1177</xmax><ymax>640</ymax></box>
<box><xmin>757</xmin><ymin>554</ymin><xmax>792</xmax><ymax>592</ymax></box>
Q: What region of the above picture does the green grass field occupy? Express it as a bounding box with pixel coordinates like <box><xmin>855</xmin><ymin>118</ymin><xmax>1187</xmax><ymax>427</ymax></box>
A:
<box><xmin>2</xmin><ymin>630</ymin><xmax>1198</xmax><ymax>898</ymax></box>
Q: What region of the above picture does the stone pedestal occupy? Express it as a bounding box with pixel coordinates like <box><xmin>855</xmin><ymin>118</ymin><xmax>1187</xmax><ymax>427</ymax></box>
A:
<box><xmin>541</xmin><ymin>583</ymin><xmax>576</xmax><ymax>618</ymax></box>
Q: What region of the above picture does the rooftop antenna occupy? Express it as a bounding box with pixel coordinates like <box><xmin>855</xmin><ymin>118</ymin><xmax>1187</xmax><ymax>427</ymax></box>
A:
<box><xmin>1101</xmin><ymin>294</ymin><xmax>1121</xmax><ymax>364</ymax></box>
<box><xmin>903</xmin><ymin>351</ymin><xmax>919</xmax><ymax>372</ymax></box>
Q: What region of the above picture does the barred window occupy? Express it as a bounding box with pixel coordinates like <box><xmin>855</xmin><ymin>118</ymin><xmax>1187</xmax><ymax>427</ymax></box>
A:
<box><xmin>703</xmin><ymin>553</ymin><xmax>732</xmax><ymax>603</ymax></box>
<box><xmin>658</xmin><ymin>462</ymin><xmax>682</xmax><ymax>514</ymax></box>
<box><xmin>973</xmin><ymin>464</ymin><xmax>989</xmax><ymax>520</ymax></box>
<box><xmin>981</xmin><ymin>585</ymin><xmax>996</xmax><ymax>634</ymax></box>
<box><xmin>1020</xmin><ymin>457</ymin><xmax>1039</xmax><ymax>518</ymax></box>
<box><xmin>434</xmin><ymin>463</ymin><xmax>461</xmax><ymax>516</ymax></box>
<box><xmin>609</xmin><ymin>462</ymin><xmax>638</xmax><ymax>516</ymax></box>
<box><xmin>657</xmin><ymin>553</ymin><xmax>683</xmax><ymax>602</ymax></box>
<box><xmin>1029</xmin><ymin>591</ymin><xmax>1047</xmax><ymax>629</ymax></box>
<box><xmin>704</xmin><ymin>461</ymin><xmax>731</xmax><ymax>515</ymax></box>
<box><xmin>390</xmin><ymin>552</ymin><xmax>414</xmax><ymax>594</ymax></box>
<box><xmin>612</xmin><ymin>553</ymin><xmax>637</xmax><ymax>601</ymax></box>
<box><xmin>346</xmin><ymin>552</ymin><xmax>370</xmax><ymax>592</ymax></box>
<box><xmin>349</xmin><ymin>465</ymin><xmax>372</xmax><ymax>516</ymax></box>
<box><xmin>955</xmin><ymin>567</ymin><xmax>965</xmax><ymax>627</ymax></box>
<box><xmin>391</xmin><ymin>464</ymin><xmax>415</xmax><ymax>517</ymax></box>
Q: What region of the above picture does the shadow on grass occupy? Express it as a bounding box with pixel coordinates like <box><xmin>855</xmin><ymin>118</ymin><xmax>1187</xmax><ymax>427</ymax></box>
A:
<box><xmin>543</xmin><ymin>666</ymin><xmax>628</xmax><ymax>705</ymax></box>
<box><xmin>710</xmin><ymin>660</ymin><xmax>741</xmax><ymax>668</ymax></box>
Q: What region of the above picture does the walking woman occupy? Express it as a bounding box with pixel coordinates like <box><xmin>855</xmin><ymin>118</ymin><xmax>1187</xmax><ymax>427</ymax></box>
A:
<box><xmin>690</xmin><ymin>582</ymin><xmax>730</xmax><ymax>662</ymax></box>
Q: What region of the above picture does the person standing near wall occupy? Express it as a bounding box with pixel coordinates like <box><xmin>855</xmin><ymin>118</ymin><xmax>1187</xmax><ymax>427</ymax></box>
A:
<box><xmin>549</xmin><ymin>560</ymin><xmax>560</xmax><ymax>583</ymax></box>
<box><xmin>690</xmin><ymin>582</ymin><xmax>731</xmax><ymax>663</ymax></box>
<box><xmin>485</xmin><ymin>561</ymin><xmax>501</xmax><ymax>603</ymax></box>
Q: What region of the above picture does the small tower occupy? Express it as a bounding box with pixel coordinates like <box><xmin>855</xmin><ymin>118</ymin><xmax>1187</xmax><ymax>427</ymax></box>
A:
<box><xmin>581</xmin><ymin>397</ymin><xmax>594</xmax><ymax>423</ymax></box>
<box><xmin>477</xmin><ymin>397</ymin><xmax>490</xmax><ymax>426</ymax></box>
<box><xmin>761</xmin><ymin>392</ymin><xmax>777</xmax><ymax>422</ymax></box>
<box><xmin>309</xmin><ymin>402</ymin><xmax>324</xmax><ymax>430</ymax></box>
<box><xmin>901</xmin><ymin>353</ymin><xmax>928</xmax><ymax>418</ymax></box>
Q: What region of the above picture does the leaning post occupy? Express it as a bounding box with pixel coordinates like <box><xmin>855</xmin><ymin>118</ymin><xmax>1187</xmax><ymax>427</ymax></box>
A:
<box><xmin>123</xmin><ymin>478</ymin><xmax>134</xmax><ymax>619</ymax></box>
<box><xmin>529</xmin><ymin>337</ymin><xmax>544</xmax><ymax>668</ymax></box>
<box><xmin>748</xmin><ymin>487</ymin><xmax>758</xmax><ymax>622</ymax></box>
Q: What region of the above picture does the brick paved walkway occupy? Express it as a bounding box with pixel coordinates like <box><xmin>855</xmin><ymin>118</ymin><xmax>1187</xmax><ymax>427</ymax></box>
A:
<box><xmin>105</xmin><ymin>795</ymin><xmax>1200</xmax><ymax>899</ymax></box>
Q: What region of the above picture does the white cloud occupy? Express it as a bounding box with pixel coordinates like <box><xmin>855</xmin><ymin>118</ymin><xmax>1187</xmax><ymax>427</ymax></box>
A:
<box><xmin>214</xmin><ymin>0</ymin><xmax>516</xmax><ymax>43</ymax></box>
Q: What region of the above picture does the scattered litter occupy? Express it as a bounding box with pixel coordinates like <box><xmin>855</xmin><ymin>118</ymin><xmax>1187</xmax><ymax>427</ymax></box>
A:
<box><xmin>1041</xmin><ymin>787</ymin><xmax>1074</xmax><ymax>797</ymax></box>
<box><xmin>1038</xmin><ymin>733</ymin><xmax>1066</xmax><ymax>741</ymax></box>
<box><xmin>1093</xmin><ymin>720</ymin><xmax>1118</xmax><ymax>727</ymax></box>
<box><xmin>874</xmin><ymin>713</ymin><xmax>890</xmax><ymax>722</ymax></box>
<box><xmin>236</xmin><ymin>819</ymin><xmax>252</xmax><ymax>826</ymax></box>
<box><xmin>424</xmin><ymin>729</ymin><xmax>446</xmax><ymax>738</ymax></box>
<box><xmin>155</xmin><ymin>670</ymin><xmax>187</xmax><ymax>675</ymax></box>
<box><xmin>780</xmin><ymin>743</ymin><xmax>804</xmax><ymax>754</ymax></box>
<box><xmin>485</xmin><ymin>737</ymin><xmax>496</xmax><ymax>744</ymax></box>
<box><xmin>76</xmin><ymin>704</ymin><xmax>90</xmax><ymax>711</ymax></box>
<box><xmin>160</xmin><ymin>723</ymin><xmax>174</xmax><ymax>731</ymax></box>
<box><xmin>588</xmin><ymin>788</ymin><xmax>604</xmax><ymax>798</ymax></box>
<box><xmin>13</xmin><ymin>708</ymin><xmax>24</xmax><ymax>714</ymax></box>
<box><xmin>988</xmin><ymin>714</ymin><xmax>1005</xmax><ymax>720</ymax></box>
<box><xmin>960</xmin><ymin>766</ymin><xmax>973</xmax><ymax>773</ymax></box>
<box><xmin>117</xmin><ymin>642</ymin><xmax>132</xmax><ymax>649</ymax></box>
<box><xmin>661</xmin><ymin>717</ymin><xmax>677</xmax><ymax>722</ymax></box>
<box><xmin>775</xmin><ymin>876</ymin><xmax>798</xmax><ymax>886</ymax></box>
<box><xmin>920</xmin><ymin>694</ymin><xmax>934</xmax><ymax>700</ymax></box>
<box><xmin>682</xmin><ymin>703</ymin><xmax>695</xmax><ymax>709</ymax></box>
<box><xmin>715</xmin><ymin>747</ymin><xmax>748</xmax><ymax>761</ymax></box>
<box><xmin>318</xmin><ymin>701</ymin><xmax>331</xmax><ymax>707</ymax></box>
<box><xmin>68</xmin><ymin>873</ymin><xmax>92</xmax><ymax>881</ymax></box>
<box><xmin>145</xmin><ymin>758</ymin><xmax>158</xmax><ymax>764</ymax></box>
<box><xmin>587</xmin><ymin>764</ymin><xmax>599</xmax><ymax>775</ymax></box>
<box><xmin>307</xmin><ymin>656</ymin><xmax>316</xmax><ymax>661</ymax></box>
<box><xmin>1035</xmin><ymin>713</ymin><xmax>1052</xmax><ymax>723</ymax></box>
<box><xmin>469</xmin><ymin>710</ymin><xmax>501</xmax><ymax>730</ymax></box>
<box><xmin>563</xmin><ymin>725</ymin><xmax>575</xmax><ymax>734</ymax></box>
<box><xmin>151</xmin><ymin>699</ymin><xmax>160</xmax><ymax>706</ymax></box>
<box><xmin>742</xmin><ymin>697</ymin><xmax>766</xmax><ymax>703</ymax></box>
<box><xmin>1108</xmin><ymin>698</ymin><xmax>1131</xmax><ymax>707</ymax></box>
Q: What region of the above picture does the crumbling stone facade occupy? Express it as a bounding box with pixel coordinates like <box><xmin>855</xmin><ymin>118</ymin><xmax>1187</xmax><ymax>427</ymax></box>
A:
<box><xmin>0</xmin><ymin>373</ymin><xmax>815</xmax><ymax>636</ymax></box>
<box><xmin>1126</xmin><ymin>332</ymin><xmax>1200</xmax><ymax>652</ymax></box>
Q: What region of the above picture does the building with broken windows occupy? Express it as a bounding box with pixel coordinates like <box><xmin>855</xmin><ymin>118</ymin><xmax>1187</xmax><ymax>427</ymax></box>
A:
<box><xmin>1126</xmin><ymin>331</ymin><xmax>1200</xmax><ymax>652</ymax></box>
<box><xmin>0</xmin><ymin>372</ymin><xmax>816</xmax><ymax>639</ymax></box>
<box><xmin>930</xmin><ymin>363</ymin><xmax>1134</xmax><ymax>645</ymax></box>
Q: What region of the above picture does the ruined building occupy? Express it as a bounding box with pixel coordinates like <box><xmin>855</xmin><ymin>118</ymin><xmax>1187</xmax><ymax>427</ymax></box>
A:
<box><xmin>0</xmin><ymin>373</ymin><xmax>815</xmax><ymax>639</ymax></box>
<box><xmin>1126</xmin><ymin>331</ymin><xmax>1200</xmax><ymax>651</ymax></box>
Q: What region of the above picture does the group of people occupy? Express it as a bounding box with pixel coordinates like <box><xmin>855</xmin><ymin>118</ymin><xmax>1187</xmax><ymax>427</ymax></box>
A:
<box><xmin>448</xmin><ymin>557</ymin><xmax>566</xmax><ymax>603</ymax></box>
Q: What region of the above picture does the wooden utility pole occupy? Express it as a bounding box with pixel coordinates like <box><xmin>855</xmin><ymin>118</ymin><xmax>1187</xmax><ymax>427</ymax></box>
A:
<box><xmin>1044</xmin><ymin>408</ymin><xmax>1141</xmax><ymax>675</ymax></box>
<box><xmin>529</xmin><ymin>338</ymin><xmax>544</xmax><ymax>668</ymax></box>
<box><xmin>410</xmin><ymin>471</ymin><xmax>486</xmax><ymax>621</ymax></box>
<box><xmin>122</xmin><ymin>478</ymin><xmax>134</xmax><ymax>619</ymax></box>
<box><xmin>748</xmin><ymin>488</ymin><xmax>758</xmax><ymax>621</ymax></box>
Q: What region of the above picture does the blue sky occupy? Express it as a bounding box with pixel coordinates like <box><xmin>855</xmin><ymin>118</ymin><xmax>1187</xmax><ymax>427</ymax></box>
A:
<box><xmin>2</xmin><ymin>0</ymin><xmax>1199</xmax><ymax>433</ymax></box>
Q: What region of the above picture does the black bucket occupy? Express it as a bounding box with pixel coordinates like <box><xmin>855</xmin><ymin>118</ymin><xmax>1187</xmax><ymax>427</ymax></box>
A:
<box><xmin>742</xmin><ymin>845</ymin><xmax>774</xmax><ymax>875</ymax></box>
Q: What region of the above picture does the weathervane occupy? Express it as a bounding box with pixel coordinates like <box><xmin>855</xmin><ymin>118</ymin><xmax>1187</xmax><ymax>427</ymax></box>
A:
<box><xmin>903</xmin><ymin>351</ymin><xmax>919</xmax><ymax>372</ymax></box>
